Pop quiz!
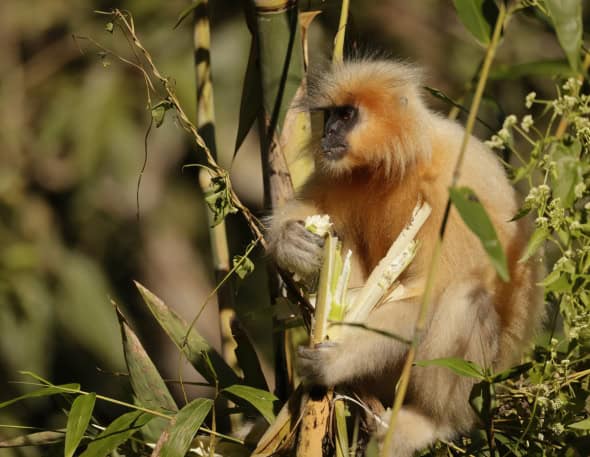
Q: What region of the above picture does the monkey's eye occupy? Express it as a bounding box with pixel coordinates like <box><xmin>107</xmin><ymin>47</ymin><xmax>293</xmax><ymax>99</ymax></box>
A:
<box><xmin>335</xmin><ymin>105</ymin><xmax>357</xmax><ymax>122</ymax></box>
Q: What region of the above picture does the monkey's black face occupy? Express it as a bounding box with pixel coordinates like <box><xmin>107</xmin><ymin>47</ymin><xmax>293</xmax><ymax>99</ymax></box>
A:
<box><xmin>320</xmin><ymin>105</ymin><xmax>358</xmax><ymax>161</ymax></box>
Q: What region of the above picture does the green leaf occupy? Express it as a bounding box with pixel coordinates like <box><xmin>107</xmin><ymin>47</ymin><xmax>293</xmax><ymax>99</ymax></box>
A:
<box><xmin>231</xmin><ymin>319</ymin><xmax>269</xmax><ymax>391</ymax></box>
<box><xmin>116</xmin><ymin>305</ymin><xmax>177</xmax><ymax>441</ymax></box>
<box><xmin>489</xmin><ymin>59</ymin><xmax>573</xmax><ymax>80</ymax></box>
<box><xmin>539</xmin><ymin>269</ymin><xmax>571</xmax><ymax>293</ymax></box>
<box><xmin>519</xmin><ymin>225</ymin><xmax>549</xmax><ymax>263</ymax></box>
<box><xmin>546</xmin><ymin>0</ymin><xmax>583</xmax><ymax>72</ymax></box>
<box><xmin>233</xmin><ymin>254</ymin><xmax>255</xmax><ymax>280</ymax></box>
<box><xmin>222</xmin><ymin>385</ymin><xmax>277</xmax><ymax>424</ymax></box>
<box><xmin>469</xmin><ymin>381</ymin><xmax>494</xmax><ymax>422</ymax></box>
<box><xmin>104</xmin><ymin>22</ymin><xmax>114</xmax><ymax>33</ymax></box>
<box><xmin>151</xmin><ymin>100</ymin><xmax>173</xmax><ymax>128</ymax></box>
<box><xmin>0</xmin><ymin>431</ymin><xmax>65</xmax><ymax>447</ymax></box>
<box><xmin>80</xmin><ymin>411</ymin><xmax>153</xmax><ymax>457</ymax></box>
<box><xmin>234</xmin><ymin>40</ymin><xmax>262</xmax><ymax>158</ymax></box>
<box><xmin>568</xmin><ymin>418</ymin><xmax>590</xmax><ymax>430</ymax></box>
<box><xmin>135</xmin><ymin>282</ymin><xmax>240</xmax><ymax>388</ymax></box>
<box><xmin>490</xmin><ymin>362</ymin><xmax>532</xmax><ymax>383</ymax></box>
<box><xmin>65</xmin><ymin>393</ymin><xmax>96</xmax><ymax>457</ymax></box>
<box><xmin>449</xmin><ymin>186</ymin><xmax>509</xmax><ymax>281</ymax></box>
<box><xmin>0</xmin><ymin>383</ymin><xmax>80</xmax><ymax>409</ymax></box>
<box><xmin>158</xmin><ymin>398</ymin><xmax>213</xmax><ymax>457</ymax></box>
<box><xmin>203</xmin><ymin>173</ymin><xmax>238</xmax><ymax>226</ymax></box>
<box><xmin>453</xmin><ymin>0</ymin><xmax>499</xmax><ymax>45</ymax></box>
<box><xmin>415</xmin><ymin>357</ymin><xmax>484</xmax><ymax>379</ymax></box>
<box><xmin>551</xmin><ymin>141</ymin><xmax>583</xmax><ymax>207</ymax></box>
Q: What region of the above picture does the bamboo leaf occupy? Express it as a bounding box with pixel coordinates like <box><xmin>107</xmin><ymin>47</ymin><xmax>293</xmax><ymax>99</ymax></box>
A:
<box><xmin>116</xmin><ymin>305</ymin><xmax>177</xmax><ymax>441</ymax></box>
<box><xmin>0</xmin><ymin>384</ymin><xmax>80</xmax><ymax>409</ymax></box>
<box><xmin>65</xmin><ymin>393</ymin><xmax>96</xmax><ymax>457</ymax></box>
<box><xmin>415</xmin><ymin>357</ymin><xmax>485</xmax><ymax>379</ymax></box>
<box><xmin>231</xmin><ymin>319</ymin><xmax>269</xmax><ymax>391</ymax></box>
<box><xmin>490</xmin><ymin>362</ymin><xmax>532</xmax><ymax>383</ymax></box>
<box><xmin>157</xmin><ymin>398</ymin><xmax>213</xmax><ymax>457</ymax></box>
<box><xmin>222</xmin><ymin>385</ymin><xmax>277</xmax><ymax>424</ymax></box>
<box><xmin>80</xmin><ymin>411</ymin><xmax>153</xmax><ymax>457</ymax></box>
<box><xmin>546</xmin><ymin>0</ymin><xmax>583</xmax><ymax>72</ymax></box>
<box><xmin>234</xmin><ymin>40</ymin><xmax>262</xmax><ymax>157</ymax></box>
<box><xmin>117</xmin><ymin>308</ymin><xmax>177</xmax><ymax>413</ymax></box>
<box><xmin>453</xmin><ymin>0</ymin><xmax>499</xmax><ymax>45</ymax></box>
<box><xmin>449</xmin><ymin>186</ymin><xmax>509</xmax><ymax>281</ymax></box>
<box><xmin>135</xmin><ymin>282</ymin><xmax>240</xmax><ymax>388</ymax></box>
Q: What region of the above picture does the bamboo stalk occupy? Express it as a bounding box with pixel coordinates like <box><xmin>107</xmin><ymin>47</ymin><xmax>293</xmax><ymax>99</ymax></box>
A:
<box><xmin>193</xmin><ymin>0</ymin><xmax>235</xmax><ymax>433</ymax></box>
<box><xmin>379</xmin><ymin>4</ymin><xmax>507</xmax><ymax>456</ymax></box>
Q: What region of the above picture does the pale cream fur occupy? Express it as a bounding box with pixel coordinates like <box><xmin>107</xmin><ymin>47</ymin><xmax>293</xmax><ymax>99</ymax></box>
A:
<box><xmin>266</xmin><ymin>59</ymin><xmax>543</xmax><ymax>457</ymax></box>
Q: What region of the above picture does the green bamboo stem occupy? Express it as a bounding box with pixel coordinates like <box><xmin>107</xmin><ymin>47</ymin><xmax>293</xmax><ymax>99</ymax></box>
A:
<box><xmin>332</xmin><ymin>0</ymin><xmax>349</xmax><ymax>64</ymax></box>
<box><xmin>379</xmin><ymin>4</ymin><xmax>507</xmax><ymax>456</ymax></box>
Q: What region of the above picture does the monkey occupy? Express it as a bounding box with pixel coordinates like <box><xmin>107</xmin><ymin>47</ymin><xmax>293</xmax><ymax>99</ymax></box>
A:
<box><xmin>266</xmin><ymin>59</ymin><xmax>544</xmax><ymax>456</ymax></box>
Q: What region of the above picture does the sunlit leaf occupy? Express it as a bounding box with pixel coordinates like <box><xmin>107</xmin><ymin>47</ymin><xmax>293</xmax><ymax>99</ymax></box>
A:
<box><xmin>415</xmin><ymin>357</ymin><xmax>484</xmax><ymax>379</ymax></box>
<box><xmin>453</xmin><ymin>0</ymin><xmax>499</xmax><ymax>45</ymax></box>
<box><xmin>135</xmin><ymin>282</ymin><xmax>240</xmax><ymax>388</ymax></box>
<box><xmin>105</xmin><ymin>22</ymin><xmax>114</xmax><ymax>33</ymax></box>
<box><xmin>546</xmin><ymin>0</ymin><xmax>583</xmax><ymax>72</ymax></box>
<box><xmin>569</xmin><ymin>418</ymin><xmax>590</xmax><ymax>430</ymax></box>
<box><xmin>222</xmin><ymin>385</ymin><xmax>277</xmax><ymax>424</ymax></box>
<box><xmin>65</xmin><ymin>393</ymin><xmax>96</xmax><ymax>457</ymax></box>
<box><xmin>449</xmin><ymin>186</ymin><xmax>509</xmax><ymax>281</ymax></box>
<box><xmin>80</xmin><ymin>411</ymin><xmax>153</xmax><ymax>457</ymax></box>
<box><xmin>116</xmin><ymin>305</ymin><xmax>177</xmax><ymax>440</ymax></box>
<box><xmin>519</xmin><ymin>225</ymin><xmax>549</xmax><ymax>263</ymax></box>
<box><xmin>157</xmin><ymin>398</ymin><xmax>213</xmax><ymax>457</ymax></box>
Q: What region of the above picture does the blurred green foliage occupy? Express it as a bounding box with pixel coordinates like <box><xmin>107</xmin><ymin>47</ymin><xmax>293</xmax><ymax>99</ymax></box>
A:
<box><xmin>1</xmin><ymin>1</ymin><xmax>589</xmax><ymax>456</ymax></box>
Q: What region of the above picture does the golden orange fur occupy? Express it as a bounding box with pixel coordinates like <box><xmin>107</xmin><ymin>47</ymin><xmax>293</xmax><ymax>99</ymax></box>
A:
<box><xmin>267</xmin><ymin>59</ymin><xmax>543</xmax><ymax>456</ymax></box>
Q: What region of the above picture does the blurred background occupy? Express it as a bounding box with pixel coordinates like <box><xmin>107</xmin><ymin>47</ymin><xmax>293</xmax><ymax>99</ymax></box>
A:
<box><xmin>0</xmin><ymin>1</ymin><xmax>583</xmax><ymax>455</ymax></box>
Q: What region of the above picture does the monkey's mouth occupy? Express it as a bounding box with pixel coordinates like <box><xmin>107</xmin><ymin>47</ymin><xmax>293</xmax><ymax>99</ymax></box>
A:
<box><xmin>321</xmin><ymin>139</ymin><xmax>347</xmax><ymax>161</ymax></box>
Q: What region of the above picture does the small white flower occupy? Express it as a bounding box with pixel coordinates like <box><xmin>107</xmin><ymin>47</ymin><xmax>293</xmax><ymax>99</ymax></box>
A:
<box><xmin>503</xmin><ymin>114</ymin><xmax>518</xmax><ymax>128</ymax></box>
<box><xmin>521</xmin><ymin>114</ymin><xmax>534</xmax><ymax>132</ymax></box>
<box><xmin>562</xmin><ymin>77</ymin><xmax>581</xmax><ymax>93</ymax></box>
<box><xmin>574</xmin><ymin>182</ymin><xmax>586</xmax><ymax>198</ymax></box>
<box><xmin>525</xmin><ymin>92</ymin><xmax>536</xmax><ymax>108</ymax></box>
<box><xmin>305</xmin><ymin>214</ymin><xmax>332</xmax><ymax>237</ymax></box>
<box><xmin>498</xmin><ymin>127</ymin><xmax>511</xmax><ymax>141</ymax></box>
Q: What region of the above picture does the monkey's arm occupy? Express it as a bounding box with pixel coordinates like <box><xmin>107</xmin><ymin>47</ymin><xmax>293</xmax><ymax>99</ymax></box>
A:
<box><xmin>298</xmin><ymin>296</ymin><xmax>422</xmax><ymax>386</ymax></box>
<box><xmin>266</xmin><ymin>200</ymin><xmax>326</xmax><ymax>279</ymax></box>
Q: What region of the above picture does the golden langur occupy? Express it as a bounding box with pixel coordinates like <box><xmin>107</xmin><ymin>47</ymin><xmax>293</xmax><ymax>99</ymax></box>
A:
<box><xmin>267</xmin><ymin>59</ymin><xmax>543</xmax><ymax>456</ymax></box>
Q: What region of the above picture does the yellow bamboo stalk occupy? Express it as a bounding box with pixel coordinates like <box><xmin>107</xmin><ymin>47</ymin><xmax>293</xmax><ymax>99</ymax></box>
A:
<box><xmin>379</xmin><ymin>4</ymin><xmax>507</xmax><ymax>456</ymax></box>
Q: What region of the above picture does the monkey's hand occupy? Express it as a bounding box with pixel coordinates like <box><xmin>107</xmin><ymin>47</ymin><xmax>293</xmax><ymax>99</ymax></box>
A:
<box><xmin>270</xmin><ymin>220</ymin><xmax>325</xmax><ymax>279</ymax></box>
<box><xmin>297</xmin><ymin>342</ymin><xmax>339</xmax><ymax>386</ymax></box>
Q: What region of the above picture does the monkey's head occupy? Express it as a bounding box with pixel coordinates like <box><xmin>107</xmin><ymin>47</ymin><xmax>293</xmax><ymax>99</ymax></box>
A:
<box><xmin>307</xmin><ymin>59</ymin><xmax>432</xmax><ymax>178</ymax></box>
